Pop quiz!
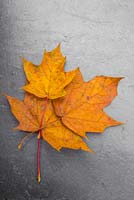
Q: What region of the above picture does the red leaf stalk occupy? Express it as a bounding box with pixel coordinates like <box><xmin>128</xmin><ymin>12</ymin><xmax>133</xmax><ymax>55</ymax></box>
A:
<box><xmin>37</xmin><ymin>97</ymin><xmax>48</xmax><ymax>183</ymax></box>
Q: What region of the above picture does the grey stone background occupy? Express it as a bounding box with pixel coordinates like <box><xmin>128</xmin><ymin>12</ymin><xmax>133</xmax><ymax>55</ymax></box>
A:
<box><xmin>0</xmin><ymin>0</ymin><xmax>133</xmax><ymax>199</ymax></box>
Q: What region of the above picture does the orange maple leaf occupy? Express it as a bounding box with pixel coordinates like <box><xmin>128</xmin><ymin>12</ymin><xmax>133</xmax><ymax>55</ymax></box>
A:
<box><xmin>6</xmin><ymin>93</ymin><xmax>93</xmax><ymax>182</ymax></box>
<box><xmin>53</xmin><ymin>68</ymin><xmax>123</xmax><ymax>138</ymax></box>
<box><xmin>22</xmin><ymin>44</ymin><xmax>77</xmax><ymax>99</ymax></box>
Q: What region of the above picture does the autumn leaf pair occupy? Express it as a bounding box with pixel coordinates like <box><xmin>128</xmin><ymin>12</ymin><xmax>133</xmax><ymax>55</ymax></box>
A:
<box><xmin>6</xmin><ymin>44</ymin><xmax>123</xmax><ymax>183</ymax></box>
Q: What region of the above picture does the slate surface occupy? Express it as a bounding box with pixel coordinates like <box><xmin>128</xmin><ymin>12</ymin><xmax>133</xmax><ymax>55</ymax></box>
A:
<box><xmin>0</xmin><ymin>0</ymin><xmax>133</xmax><ymax>199</ymax></box>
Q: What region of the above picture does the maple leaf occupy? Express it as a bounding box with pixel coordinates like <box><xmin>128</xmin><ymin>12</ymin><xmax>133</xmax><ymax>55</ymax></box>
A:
<box><xmin>6</xmin><ymin>93</ymin><xmax>93</xmax><ymax>182</ymax></box>
<box><xmin>53</xmin><ymin>68</ymin><xmax>123</xmax><ymax>138</ymax></box>
<box><xmin>22</xmin><ymin>44</ymin><xmax>77</xmax><ymax>99</ymax></box>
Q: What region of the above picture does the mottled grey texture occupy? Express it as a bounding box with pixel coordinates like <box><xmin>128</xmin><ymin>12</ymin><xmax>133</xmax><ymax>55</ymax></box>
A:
<box><xmin>0</xmin><ymin>0</ymin><xmax>133</xmax><ymax>199</ymax></box>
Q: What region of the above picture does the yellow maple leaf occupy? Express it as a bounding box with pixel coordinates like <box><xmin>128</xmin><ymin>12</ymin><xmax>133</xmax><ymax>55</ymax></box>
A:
<box><xmin>22</xmin><ymin>44</ymin><xmax>77</xmax><ymax>99</ymax></box>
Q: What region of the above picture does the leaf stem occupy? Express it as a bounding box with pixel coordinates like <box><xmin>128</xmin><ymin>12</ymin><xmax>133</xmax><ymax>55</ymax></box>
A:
<box><xmin>37</xmin><ymin>131</ymin><xmax>41</xmax><ymax>183</ymax></box>
<box><xmin>37</xmin><ymin>97</ymin><xmax>48</xmax><ymax>183</ymax></box>
<box><xmin>18</xmin><ymin>133</ymin><xmax>32</xmax><ymax>150</ymax></box>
